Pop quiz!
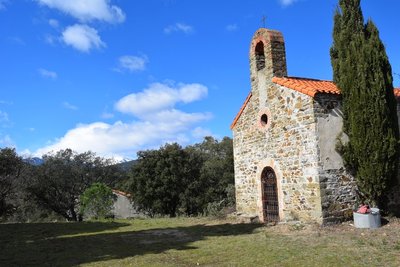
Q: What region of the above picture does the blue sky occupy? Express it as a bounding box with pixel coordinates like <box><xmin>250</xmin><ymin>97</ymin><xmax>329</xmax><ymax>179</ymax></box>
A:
<box><xmin>0</xmin><ymin>0</ymin><xmax>399</xmax><ymax>160</ymax></box>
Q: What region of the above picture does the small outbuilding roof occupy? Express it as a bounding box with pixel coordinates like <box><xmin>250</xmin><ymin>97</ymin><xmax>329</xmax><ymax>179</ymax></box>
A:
<box><xmin>112</xmin><ymin>189</ymin><xmax>131</xmax><ymax>198</ymax></box>
<box><xmin>230</xmin><ymin>76</ymin><xmax>400</xmax><ymax>129</ymax></box>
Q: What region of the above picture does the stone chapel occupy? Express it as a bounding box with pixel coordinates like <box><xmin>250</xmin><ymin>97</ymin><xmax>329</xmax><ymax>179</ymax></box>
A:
<box><xmin>231</xmin><ymin>28</ymin><xmax>400</xmax><ymax>224</ymax></box>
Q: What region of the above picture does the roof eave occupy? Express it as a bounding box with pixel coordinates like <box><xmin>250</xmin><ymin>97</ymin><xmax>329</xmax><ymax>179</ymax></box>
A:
<box><xmin>230</xmin><ymin>92</ymin><xmax>252</xmax><ymax>130</ymax></box>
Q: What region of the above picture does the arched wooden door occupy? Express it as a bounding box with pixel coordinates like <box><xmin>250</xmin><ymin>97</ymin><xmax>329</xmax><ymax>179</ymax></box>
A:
<box><xmin>261</xmin><ymin>167</ymin><xmax>279</xmax><ymax>222</ymax></box>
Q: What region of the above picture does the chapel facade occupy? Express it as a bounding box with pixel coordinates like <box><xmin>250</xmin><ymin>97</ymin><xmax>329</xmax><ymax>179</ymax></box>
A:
<box><xmin>231</xmin><ymin>28</ymin><xmax>400</xmax><ymax>224</ymax></box>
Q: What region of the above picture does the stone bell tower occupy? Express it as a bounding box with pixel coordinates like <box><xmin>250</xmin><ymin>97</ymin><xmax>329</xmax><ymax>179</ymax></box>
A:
<box><xmin>249</xmin><ymin>28</ymin><xmax>287</xmax><ymax>109</ymax></box>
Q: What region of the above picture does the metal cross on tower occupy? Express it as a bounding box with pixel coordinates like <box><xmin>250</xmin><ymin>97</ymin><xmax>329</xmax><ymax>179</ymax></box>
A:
<box><xmin>261</xmin><ymin>15</ymin><xmax>266</xmax><ymax>28</ymax></box>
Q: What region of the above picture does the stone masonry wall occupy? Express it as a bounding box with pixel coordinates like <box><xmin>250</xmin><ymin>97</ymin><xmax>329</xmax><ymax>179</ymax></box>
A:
<box><xmin>387</xmin><ymin>183</ymin><xmax>400</xmax><ymax>216</ymax></box>
<box><xmin>233</xmin><ymin>95</ymin><xmax>264</xmax><ymax>217</ymax></box>
<box><xmin>314</xmin><ymin>94</ymin><xmax>357</xmax><ymax>223</ymax></box>
<box><xmin>233</xmin><ymin>83</ymin><xmax>324</xmax><ymax>223</ymax></box>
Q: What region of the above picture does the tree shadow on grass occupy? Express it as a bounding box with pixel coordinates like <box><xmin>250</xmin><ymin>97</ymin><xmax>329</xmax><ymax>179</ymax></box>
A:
<box><xmin>0</xmin><ymin>221</ymin><xmax>130</xmax><ymax>240</ymax></box>
<box><xmin>0</xmin><ymin>221</ymin><xmax>263</xmax><ymax>266</ymax></box>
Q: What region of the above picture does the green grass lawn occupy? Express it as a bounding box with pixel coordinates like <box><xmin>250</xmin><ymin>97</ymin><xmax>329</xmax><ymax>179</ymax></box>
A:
<box><xmin>1</xmin><ymin>217</ymin><xmax>399</xmax><ymax>266</ymax></box>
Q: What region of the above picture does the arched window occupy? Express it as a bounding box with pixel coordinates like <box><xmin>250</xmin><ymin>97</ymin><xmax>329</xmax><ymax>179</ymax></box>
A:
<box><xmin>260</xmin><ymin>113</ymin><xmax>268</xmax><ymax>126</ymax></box>
<box><xmin>257</xmin><ymin>108</ymin><xmax>271</xmax><ymax>131</ymax></box>
<box><xmin>255</xmin><ymin>41</ymin><xmax>265</xmax><ymax>71</ymax></box>
<box><xmin>261</xmin><ymin>167</ymin><xmax>279</xmax><ymax>222</ymax></box>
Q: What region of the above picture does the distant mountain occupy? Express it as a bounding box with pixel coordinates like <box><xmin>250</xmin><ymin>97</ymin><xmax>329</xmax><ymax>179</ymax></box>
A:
<box><xmin>116</xmin><ymin>159</ymin><xmax>137</xmax><ymax>171</ymax></box>
<box><xmin>22</xmin><ymin>157</ymin><xmax>137</xmax><ymax>169</ymax></box>
<box><xmin>23</xmin><ymin>157</ymin><xmax>44</xmax><ymax>166</ymax></box>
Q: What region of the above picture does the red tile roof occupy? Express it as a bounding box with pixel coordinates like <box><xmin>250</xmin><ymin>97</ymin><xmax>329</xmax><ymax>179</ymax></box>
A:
<box><xmin>112</xmin><ymin>189</ymin><xmax>131</xmax><ymax>198</ymax></box>
<box><xmin>230</xmin><ymin>76</ymin><xmax>400</xmax><ymax>129</ymax></box>
<box><xmin>394</xmin><ymin>88</ymin><xmax>400</xmax><ymax>99</ymax></box>
<box><xmin>272</xmin><ymin>76</ymin><xmax>341</xmax><ymax>97</ymax></box>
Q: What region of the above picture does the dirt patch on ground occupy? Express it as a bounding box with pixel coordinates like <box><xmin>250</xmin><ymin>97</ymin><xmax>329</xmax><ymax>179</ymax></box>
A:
<box><xmin>262</xmin><ymin>216</ymin><xmax>400</xmax><ymax>244</ymax></box>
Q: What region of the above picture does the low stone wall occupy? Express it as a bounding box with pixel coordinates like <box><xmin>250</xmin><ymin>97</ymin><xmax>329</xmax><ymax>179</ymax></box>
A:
<box><xmin>112</xmin><ymin>192</ymin><xmax>142</xmax><ymax>219</ymax></box>
<box><xmin>319</xmin><ymin>169</ymin><xmax>356</xmax><ymax>223</ymax></box>
<box><xmin>386</xmin><ymin>170</ymin><xmax>400</xmax><ymax>216</ymax></box>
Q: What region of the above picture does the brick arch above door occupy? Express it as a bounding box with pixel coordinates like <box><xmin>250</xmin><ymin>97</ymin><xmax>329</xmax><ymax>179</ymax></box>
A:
<box><xmin>256</xmin><ymin>158</ymin><xmax>285</xmax><ymax>222</ymax></box>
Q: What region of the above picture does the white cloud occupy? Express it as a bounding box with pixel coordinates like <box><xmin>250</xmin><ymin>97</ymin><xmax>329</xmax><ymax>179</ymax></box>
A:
<box><xmin>0</xmin><ymin>134</ymin><xmax>14</xmax><ymax>147</ymax></box>
<box><xmin>0</xmin><ymin>110</ymin><xmax>9</xmax><ymax>123</ymax></box>
<box><xmin>0</xmin><ymin>110</ymin><xmax>12</xmax><ymax>128</ymax></box>
<box><xmin>45</xmin><ymin>34</ymin><xmax>57</xmax><ymax>45</ymax></box>
<box><xmin>226</xmin><ymin>24</ymin><xmax>238</xmax><ymax>32</ymax></box>
<box><xmin>38</xmin><ymin>68</ymin><xmax>58</xmax><ymax>79</ymax></box>
<box><xmin>0</xmin><ymin>100</ymin><xmax>12</xmax><ymax>105</ymax></box>
<box><xmin>279</xmin><ymin>0</ymin><xmax>298</xmax><ymax>6</ymax></box>
<box><xmin>63</xmin><ymin>102</ymin><xmax>78</xmax><ymax>110</ymax></box>
<box><xmin>49</xmin><ymin>19</ymin><xmax>59</xmax><ymax>28</ymax></box>
<box><xmin>37</xmin><ymin>0</ymin><xmax>125</xmax><ymax>23</ymax></box>
<box><xmin>191</xmin><ymin>127</ymin><xmax>212</xmax><ymax>139</ymax></box>
<box><xmin>151</xmin><ymin>109</ymin><xmax>211</xmax><ymax>124</ymax></box>
<box><xmin>101</xmin><ymin>112</ymin><xmax>114</xmax><ymax>119</ymax></box>
<box><xmin>34</xmin><ymin>113</ymin><xmax>210</xmax><ymax>160</ymax></box>
<box><xmin>20</xmin><ymin>149</ymin><xmax>33</xmax><ymax>158</ymax></box>
<box><xmin>34</xmin><ymin>81</ymin><xmax>212</xmax><ymax>159</ymax></box>
<box><xmin>115</xmin><ymin>82</ymin><xmax>208</xmax><ymax>117</ymax></box>
<box><xmin>37</xmin><ymin>1</ymin><xmax>124</xmax><ymax>52</ymax></box>
<box><xmin>118</xmin><ymin>55</ymin><xmax>148</xmax><ymax>72</ymax></box>
<box><xmin>0</xmin><ymin>0</ymin><xmax>8</xmax><ymax>10</ymax></box>
<box><xmin>62</xmin><ymin>24</ymin><xmax>105</xmax><ymax>52</ymax></box>
<box><xmin>164</xmin><ymin>23</ymin><xmax>194</xmax><ymax>34</ymax></box>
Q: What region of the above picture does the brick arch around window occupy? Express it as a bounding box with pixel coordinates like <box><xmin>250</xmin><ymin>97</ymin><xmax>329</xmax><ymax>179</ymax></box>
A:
<box><xmin>257</xmin><ymin>107</ymin><xmax>271</xmax><ymax>131</ymax></box>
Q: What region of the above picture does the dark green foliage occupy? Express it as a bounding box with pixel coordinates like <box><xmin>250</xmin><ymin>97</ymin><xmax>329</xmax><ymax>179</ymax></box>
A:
<box><xmin>0</xmin><ymin>148</ymin><xmax>23</xmax><ymax>218</ymax></box>
<box><xmin>127</xmin><ymin>137</ymin><xmax>235</xmax><ymax>217</ymax></box>
<box><xmin>128</xmin><ymin>143</ymin><xmax>192</xmax><ymax>217</ymax></box>
<box><xmin>331</xmin><ymin>0</ymin><xmax>399</xmax><ymax>206</ymax></box>
<box><xmin>80</xmin><ymin>183</ymin><xmax>116</xmax><ymax>219</ymax></box>
<box><xmin>28</xmin><ymin>149</ymin><xmax>118</xmax><ymax>221</ymax></box>
<box><xmin>115</xmin><ymin>159</ymin><xmax>137</xmax><ymax>172</ymax></box>
<box><xmin>187</xmin><ymin>136</ymin><xmax>235</xmax><ymax>211</ymax></box>
<box><xmin>0</xmin><ymin>149</ymin><xmax>62</xmax><ymax>222</ymax></box>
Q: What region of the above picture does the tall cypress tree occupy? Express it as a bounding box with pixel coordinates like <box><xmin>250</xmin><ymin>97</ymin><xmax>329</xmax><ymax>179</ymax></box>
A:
<box><xmin>331</xmin><ymin>0</ymin><xmax>399</xmax><ymax>207</ymax></box>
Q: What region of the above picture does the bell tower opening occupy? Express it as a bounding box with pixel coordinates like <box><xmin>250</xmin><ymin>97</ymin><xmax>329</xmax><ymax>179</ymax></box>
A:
<box><xmin>255</xmin><ymin>41</ymin><xmax>265</xmax><ymax>71</ymax></box>
<box><xmin>250</xmin><ymin>29</ymin><xmax>287</xmax><ymax>80</ymax></box>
